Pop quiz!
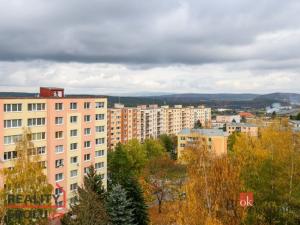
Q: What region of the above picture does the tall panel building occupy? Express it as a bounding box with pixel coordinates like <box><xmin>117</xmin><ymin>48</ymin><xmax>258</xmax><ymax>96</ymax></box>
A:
<box><xmin>0</xmin><ymin>87</ymin><xmax>107</xmax><ymax>209</ymax></box>
<box><xmin>107</xmin><ymin>103</ymin><xmax>141</xmax><ymax>150</ymax></box>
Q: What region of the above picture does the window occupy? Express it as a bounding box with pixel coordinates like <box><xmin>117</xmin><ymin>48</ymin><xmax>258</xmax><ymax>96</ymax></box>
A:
<box><xmin>70</xmin><ymin>170</ymin><xmax>78</xmax><ymax>178</ymax></box>
<box><xmin>28</xmin><ymin>146</ymin><xmax>46</xmax><ymax>155</ymax></box>
<box><xmin>39</xmin><ymin>161</ymin><xmax>47</xmax><ymax>169</ymax></box>
<box><xmin>4</xmin><ymin>135</ymin><xmax>22</xmax><ymax>145</ymax></box>
<box><xmin>3</xmin><ymin>151</ymin><xmax>17</xmax><ymax>161</ymax></box>
<box><xmin>84</xmin><ymin>115</ymin><xmax>91</xmax><ymax>122</ymax></box>
<box><xmin>95</xmin><ymin>102</ymin><xmax>105</xmax><ymax>108</ymax></box>
<box><xmin>70</xmin><ymin>102</ymin><xmax>77</xmax><ymax>110</ymax></box>
<box><xmin>55</xmin><ymin>159</ymin><xmax>64</xmax><ymax>168</ymax></box>
<box><xmin>70</xmin><ymin>143</ymin><xmax>78</xmax><ymax>150</ymax></box>
<box><xmin>55</xmin><ymin>173</ymin><xmax>64</xmax><ymax>182</ymax></box>
<box><xmin>55</xmin><ymin>145</ymin><xmax>64</xmax><ymax>153</ymax></box>
<box><xmin>84</xmin><ymin>141</ymin><xmax>91</xmax><ymax>149</ymax></box>
<box><xmin>70</xmin><ymin>156</ymin><xmax>78</xmax><ymax>164</ymax></box>
<box><xmin>4</xmin><ymin>119</ymin><xmax>22</xmax><ymax>128</ymax></box>
<box><xmin>84</xmin><ymin>154</ymin><xmax>91</xmax><ymax>161</ymax></box>
<box><xmin>95</xmin><ymin>162</ymin><xmax>104</xmax><ymax>170</ymax></box>
<box><xmin>84</xmin><ymin>128</ymin><xmax>91</xmax><ymax>135</ymax></box>
<box><xmin>70</xmin><ymin>116</ymin><xmax>77</xmax><ymax>123</ymax></box>
<box><xmin>95</xmin><ymin>114</ymin><xmax>105</xmax><ymax>120</ymax></box>
<box><xmin>96</xmin><ymin>126</ymin><xmax>105</xmax><ymax>133</ymax></box>
<box><xmin>55</xmin><ymin>103</ymin><xmax>63</xmax><ymax>111</ymax></box>
<box><xmin>28</xmin><ymin>118</ymin><xmax>46</xmax><ymax>126</ymax></box>
<box><xmin>95</xmin><ymin>138</ymin><xmax>105</xmax><ymax>145</ymax></box>
<box><xmin>84</xmin><ymin>167</ymin><xmax>90</xmax><ymax>174</ymax></box>
<box><xmin>70</xmin><ymin>183</ymin><xmax>78</xmax><ymax>191</ymax></box>
<box><xmin>84</xmin><ymin>102</ymin><xmax>90</xmax><ymax>109</ymax></box>
<box><xmin>95</xmin><ymin>150</ymin><xmax>105</xmax><ymax>157</ymax></box>
<box><xmin>55</xmin><ymin>131</ymin><xmax>63</xmax><ymax>139</ymax></box>
<box><xmin>4</xmin><ymin>104</ymin><xmax>22</xmax><ymax>112</ymax></box>
<box><xmin>55</xmin><ymin>117</ymin><xmax>63</xmax><ymax>125</ymax></box>
<box><xmin>70</xmin><ymin>129</ymin><xmax>78</xmax><ymax>137</ymax></box>
<box><xmin>55</xmin><ymin>188</ymin><xmax>63</xmax><ymax>196</ymax></box>
<box><xmin>28</xmin><ymin>103</ymin><xmax>45</xmax><ymax>111</ymax></box>
<box><xmin>31</xmin><ymin>132</ymin><xmax>46</xmax><ymax>141</ymax></box>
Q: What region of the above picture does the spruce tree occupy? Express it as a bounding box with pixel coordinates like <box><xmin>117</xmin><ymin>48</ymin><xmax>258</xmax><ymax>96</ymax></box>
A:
<box><xmin>123</xmin><ymin>178</ymin><xmax>149</xmax><ymax>225</ymax></box>
<box><xmin>61</xmin><ymin>165</ymin><xmax>108</xmax><ymax>225</ymax></box>
<box><xmin>106</xmin><ymin>184</ymin><xmax>135</xmax><ymax>225</ymax></box>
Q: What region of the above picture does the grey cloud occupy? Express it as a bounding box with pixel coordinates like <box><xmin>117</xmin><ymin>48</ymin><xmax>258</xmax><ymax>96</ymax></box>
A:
<box><xmin>1</xmin><ymin>0</ymin><xmax>300</xmax><ymax>66</ymax></box>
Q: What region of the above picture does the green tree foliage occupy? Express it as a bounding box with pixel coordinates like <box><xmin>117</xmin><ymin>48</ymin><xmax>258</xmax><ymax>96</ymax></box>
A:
<box><xmin>61</xmin><ymin>165</ymin><xmax>108</xmax><ymax>225</ymax></box>
<box><xmin>233</xmin><ymin>125</ymin><xmax>300</xmax><ymax>224</ymax></box>
<box><xmin>106</xmin><ymin>184</ymin><xmax>135</xmax><ymax>225</ymax></box>
<box><xmin>227</xmin><ymin>132</ymin><xmax>240</xmax><ymax>152</ymax></box>
<box><xmin>122</xmin><ymin>178</ymin><xmax>149</xmax><ymax>225</ymax></box>
<box><xmin>144</xmin><ymin>138</ymin><xmax>165</xmax><ymax>160</ymax></box>
<box><xmin>296</xmin><ymin>113</ymin><xmax>300</xmax><ymax>120</ymax></box>
<box><xmin>0</xmin><ymin>128</ymin><xmax>53</xmax><ymax>225</ymax></box>
<box><xmin>158</xmin><ymin>134</ymin><xmax>177</xmax><ymax>159</ymax></box>
<box><xmin>194</xmin><ymin>120</ymin><xmax>202</xmax><ymax>129</ymax></box>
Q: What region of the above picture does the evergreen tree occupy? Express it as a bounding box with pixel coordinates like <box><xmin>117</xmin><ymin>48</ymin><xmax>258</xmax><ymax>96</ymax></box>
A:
<box><xmin>61</xmin><ymin>165</ymin><xmax>108</xmax><ymax>225</ymax></box>
<box><xmin>123</xmin><ymin>178</ymin><xmax>149</xmax><ymax>225</ymax></box>
<box><xmin>106</xmin><ymin>184</ymin><xmax>135</xmax><ymax>225</ymax></box>
<box><xmin>84</xmin><ymin>165</ymin><xmax>106</xmax><ymax>199</ymax></box>
<box><xmin>296</xmin><ymin>112</ymin><xmax>300</xmax><ymax>120</ymax></box>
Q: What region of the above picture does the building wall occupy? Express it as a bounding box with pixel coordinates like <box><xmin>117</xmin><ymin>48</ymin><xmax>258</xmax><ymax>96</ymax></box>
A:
<box><xmin>216</xmin><ymin>115</ymin><xmax>241</xmax><ymax>123</ymax></box>
<box><xmin>177</xmin><ymin>132</ymin><xmax>228</xmax><ymax>158</ymax></box>
<box><xmin>107</xmin><ymin>107</ymin><xmax>141</xmax><ymax>149</ymax></box>
<box><xmin>0</xmin><ymin>97</ymin><xmax>107</xmax><ymax>207</ymax></box>
<box><xmin>227</xmin><ymin>124</ymin><xmax>258</xmax><ymax>137</ymax></box>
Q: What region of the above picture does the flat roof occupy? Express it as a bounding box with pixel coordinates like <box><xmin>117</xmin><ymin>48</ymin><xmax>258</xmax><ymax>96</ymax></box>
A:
<box><xmin>290</xmin><ymin>120</ymin><xmax>300</xmax><ymax>125</ymax></box>
<box><xmin>227</xmin><ymin>123</ymin><xmax>258</xmax><ymax>127</ymax></box>
<box><xmin>179</xmin><ymin>128</ymin><xmax>229</xmax><ymax>137</ymax></box>
<box><xmin>0</xmin><ymin>94</ymin><xmax>107</xmax><ymax>99</ymax></box>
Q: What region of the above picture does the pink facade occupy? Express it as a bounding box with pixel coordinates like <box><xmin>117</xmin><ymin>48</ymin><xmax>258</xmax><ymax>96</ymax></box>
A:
<box><xmin>0</xmin><ymin>89</ymin><xmax>107</xmax><ymax>209</ymax></box>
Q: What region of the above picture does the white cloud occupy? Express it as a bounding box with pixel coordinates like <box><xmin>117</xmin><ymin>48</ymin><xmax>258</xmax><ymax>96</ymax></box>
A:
<box><xmin>0</xmin><ymin>61</ymin><xmax>299</xmax><ymax>94</ymax></box>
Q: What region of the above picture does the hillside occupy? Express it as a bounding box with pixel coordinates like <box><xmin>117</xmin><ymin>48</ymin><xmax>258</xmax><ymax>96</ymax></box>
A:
<box><xmin>1</xmin><ymin>92</ymin><xmax>299</xmax><ymax>109</ymax></box>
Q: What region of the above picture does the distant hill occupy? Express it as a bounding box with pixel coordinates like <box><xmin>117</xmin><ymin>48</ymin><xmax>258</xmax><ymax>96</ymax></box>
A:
<box><xmin>1</xmin><ymin>92</ymin><xmax>299</xmax><ymax>109</ymax></box>
<box><xmin>255</xmin><ymin>93</ymin><xmax>300</xmax><ymax>105</ymax></box>
<box><xmin>0</xmin><ymin>92</ymin><xmax>36</xmax><ymax>97</ymax></box>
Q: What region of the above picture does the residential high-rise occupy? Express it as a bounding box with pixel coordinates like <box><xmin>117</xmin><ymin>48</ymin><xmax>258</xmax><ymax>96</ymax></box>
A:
<box><xmin>107</xmin><ymin>103</ymin><xmax>141</xmax><ymax>150</ymax></box>
<box><xmin>0</xmin><ymin>87</ymin><xmax>107</xmax><ymax>208</ymax></box>
<box><xmin>194</xmin><ymin>105</ymin><xmax>212</xmax><ymax>128</ymax></box>
<box><xmin>139</xmin><ymin>104</ymin><xmax>164</xmax><ymax>141</ymax></box>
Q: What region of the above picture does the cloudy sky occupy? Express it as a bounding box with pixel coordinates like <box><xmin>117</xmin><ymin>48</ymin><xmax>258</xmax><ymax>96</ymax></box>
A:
<box><xmin>1</xmin><ymin>0</ymin><xmax>300</xmax><ymax>95</ymax></box>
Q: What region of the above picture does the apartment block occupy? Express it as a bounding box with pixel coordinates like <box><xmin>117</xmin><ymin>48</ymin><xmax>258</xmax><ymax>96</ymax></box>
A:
<box><xmin>177</xmin><ymin>128</ymin><xmax>228</xmax><ymax>158</ymax></box>
<box><xmin>226</xmin><ymin>123</ymin><xmax>259</xmax><ymax>137</ymax></box>
<box><xmin>194</xmin><ymin>105</ymin><xmax>212</xmax><ymax>128</ymax></box>
<box><xmin>107</xmin><ymin>104</ymin><xmax>212</xmax><ymax>149</ymax></box>
<box><xmin>216</xmin><ymin>115</ymin><xmax>241</xmax><ymax>123</ymax></box>
<box><xmin>107</xmin><ymin>103</ymin><xmax>141</xmax><ymax>149</ymax></box>
<box><xmin>139</xmin><ymin>105</ymin><xmax>164</xmax><ymax>141</ymax></box>
<box><xmin>0</xmin><ymin>87</ymin><xmax>107</xmax><ymax>209</ymax></box>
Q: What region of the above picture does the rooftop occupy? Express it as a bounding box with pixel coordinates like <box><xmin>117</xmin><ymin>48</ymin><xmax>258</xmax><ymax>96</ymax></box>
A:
<box><xmin>179</xmin><ymin>128</ymin><xmax>229</xmax><ymax>137</ymax></box>
<box><xmin>227</xmin><ymin>123</ymin><xmax>258</xmax><ymax>128</ymax></box>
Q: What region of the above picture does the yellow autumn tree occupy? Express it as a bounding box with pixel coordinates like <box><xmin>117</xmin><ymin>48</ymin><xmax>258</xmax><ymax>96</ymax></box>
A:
<box><xmin>175</xmin><ymin>140</ymin><xmax>245</xmax><ymax>225</ymax></box>
<box><xmin>233</xmin><ymin>123</ymin><xmax>300</xmax><ymax>224</ymax></box>
<box><xmin>0</xmin><ymin>128</ymin><xmax>53</xmax><ymax>225</ymax></box>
